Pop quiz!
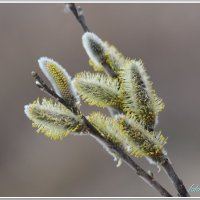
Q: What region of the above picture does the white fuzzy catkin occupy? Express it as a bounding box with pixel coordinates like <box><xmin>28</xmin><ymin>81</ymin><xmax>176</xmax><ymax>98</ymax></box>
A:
<box><xmin>38</xmin><ymin>57</ymin><xmax>79</xmax><ymax>106</ymax></box>
<box><xmin>24</xmin><ymin>98</ymin><xmax>83</xmax><ymax>140</ymax></box>
<box><xmin>82</xmin><ymin>32</ymin><xmax>105</xmax><ymax>67</ymax></box>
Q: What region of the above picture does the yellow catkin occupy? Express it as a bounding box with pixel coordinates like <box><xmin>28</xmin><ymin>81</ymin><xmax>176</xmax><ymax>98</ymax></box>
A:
<box><xmin>82</xmin><ymin>32</ymin><xmax>127</xmax><ymax>76</ymax></box>
<box><xmin>119</xmin><ymin>60</ymin><xmax>165</xmax><ymax>129</ymax></box>
<box><xmin>24</xmin><ymin>98</ymin><xmax>84</xmax><ymax>140</ymax></box>
<box><xmin>47</xmin><ymin>63</ymin><xmax>72</xmax><ymax>100</ymax></box>
<box><xmin>38</xmin><ymin>57</ymin><xmax>78</xmax><ymax>108</ymax></box>
<box><xmin>74</xmin><ymin>72</ymin><xmax>121</xmax><ymax>108</ymax></box>
<box><xmin>118</xmin><ymin>115</ymin><xmax>167</xmax><ymax>159</ymax></box>
<box><xmin>88</xmin><ymin>112</ymin><xmax>151</xmax><ymax>158</ymax></box>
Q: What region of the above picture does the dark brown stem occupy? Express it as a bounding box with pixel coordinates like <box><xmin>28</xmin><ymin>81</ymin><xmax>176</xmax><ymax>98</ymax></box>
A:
<box><xmin>31</xmin><ymin>72</ymin><xmax>172</xmax><ymax>197</ymax></box>
<box><xmin>161</xmin><ymin>157</ymin><xmax>190</xmax><ymax>197</ymax></box>
<box><xmin>67</xmin><ymin>3</ymin><xmax>89</xmax><ymax>32</ymax></box>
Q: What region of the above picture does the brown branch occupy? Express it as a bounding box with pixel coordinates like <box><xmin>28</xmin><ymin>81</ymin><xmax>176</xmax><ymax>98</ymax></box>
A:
<box><xmin>161</xmin><ymin>157</ymin><xmax>190</xmax><ymax>197</ymax></box>
<box><xmin>31</xmin><ymin>71</ymin><xmax>172</xmax><ymax>197</ymax></box>
<box><xmin>67</xmin><ymin>3</ymin><xmax>89</xmax><ymax>32</ymax></box>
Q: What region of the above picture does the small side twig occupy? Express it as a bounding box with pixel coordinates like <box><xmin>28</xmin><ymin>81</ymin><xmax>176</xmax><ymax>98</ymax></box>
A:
<box><xmin>31</xmin><ymin>71</ymin><xmax>172</xmax><ymax>197</ymax></box>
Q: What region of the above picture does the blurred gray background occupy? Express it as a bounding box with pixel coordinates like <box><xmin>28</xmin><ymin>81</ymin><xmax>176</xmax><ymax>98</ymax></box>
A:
<box><xmin>0</xmin><ymin>3</ymin><xmax>199</xmax><ymax>197</ymax></box>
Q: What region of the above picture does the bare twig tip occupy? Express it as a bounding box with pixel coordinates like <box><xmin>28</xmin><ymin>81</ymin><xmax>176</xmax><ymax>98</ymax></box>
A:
<box><xmin>31</xmin><ymin>71</ymin><xmax>37</xmax><ymax>77</ymax></box>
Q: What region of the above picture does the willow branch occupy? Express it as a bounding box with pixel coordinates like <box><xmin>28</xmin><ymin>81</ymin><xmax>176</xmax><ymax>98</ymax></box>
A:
<box><xmin>67</xmin><ymin>3</ymin><xmax>89</xmax><ymax>32</ymax></box>
<box><xmin>67</xmin><ymin>4</ymin><xmax>190</xmax><ymax>197</ymax></box>
<box><xmin>161</xmin><ymin>157</ymin><xmax>190</xmax><ymax>197</ymax></box>
<box><xmin>31</xmin><ymin>71</ymin><xmax>172</xmax><ymax>197</ymax></box>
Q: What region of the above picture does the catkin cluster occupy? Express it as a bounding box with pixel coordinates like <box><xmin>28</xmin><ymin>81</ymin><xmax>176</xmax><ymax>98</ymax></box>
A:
<box><xmin>25</xmin><ymin>32</ymin><xmax>167</xmax><ymax>160</ymax></box>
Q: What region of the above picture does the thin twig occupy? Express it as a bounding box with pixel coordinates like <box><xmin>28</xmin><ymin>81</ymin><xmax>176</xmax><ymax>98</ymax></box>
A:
<box><xmin>31</xmin><ymin>71</ymin><xmax>78</xmax><ymax>115</ymax></box>
<box><xmin>66</xmin><ymin>4</ymin><xmax>190</xmax><ymax>197</ymax></box>
<box><xmin>31</xmin><ymin>71</ymin><xmax>172</xmax><ymax>197</ymax></box>
<box><xmin>161</xmin><ymin>158</ymin><xmax>190</xmax><ymax>197</ymax></box>
<box><xmin>67</xmin><ymin>3</ymin><xmax>89</xmax><ymax>32</ymax></box>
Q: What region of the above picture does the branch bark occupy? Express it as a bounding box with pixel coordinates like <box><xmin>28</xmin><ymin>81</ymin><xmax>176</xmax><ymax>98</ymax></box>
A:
<box><xmin>67</xmin><ymin>3</ymin><xmax>89</xmax><ymax>32</ymax></box>
<box><xmin>161</xmin><ymin>158</ymin><xmax>190</xmax><ymax>197</ymax></box>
